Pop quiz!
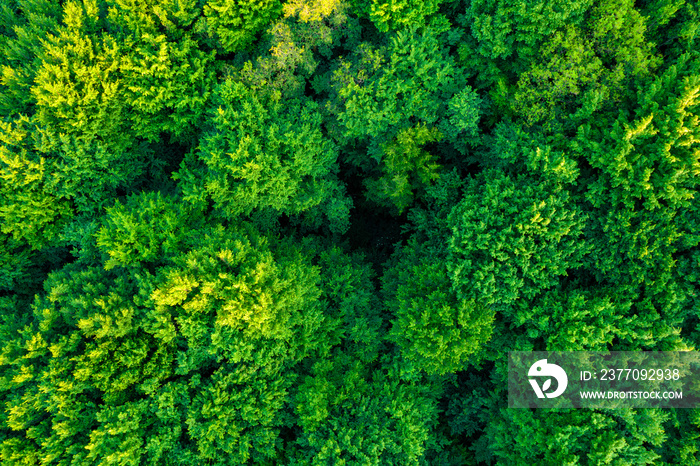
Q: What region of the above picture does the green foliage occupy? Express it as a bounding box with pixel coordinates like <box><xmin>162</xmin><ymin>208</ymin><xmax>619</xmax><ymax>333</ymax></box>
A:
<box><xmin>656</xmin><ymin>409</ymin><xmax>700</xmax><ymax>464</ymax></box>
<box><xmin>0</xmin><ymin>116</ymin><xmax>73</xmax><ymax>249</ymax></box>
<box><xmin>383</xmin><ymin>237</ymin><xmax>494</xmax><ymax>374</ymax></box>
<box><xmin>0</xmin><ymin>110</ymin><xmax>148</xmax><ymax>215</ymax></box>
<box><xmin>368</xmin><ymin>0</ymin><xmax>442</xmax><ymax>32</ymax></box>
<box><xmin>364</xmin><ymin>124</ymin><xmax>442</xmax><ymax>213</ymax></box>
<box><xmin>31</xmin><ymin>0</ymin><xmax>216</xmax><ymax>143</ymax></box>
<box><xmin>0</xmin><ymin>238</ymin><xmax>34</xmax><ymax>292</ymax></box>
<box><xmin>32</xmin><ymin>1</ymin><xmax>133</xmax><ymax>153</ymax></box>
<box><xmin>283</xmin><ymin>243</ymin><xmax>444</xmax><ymax>464</ymax></box>
<box><xmin>283</xmin><ymin>0</ymin><xmax>346</xmax><ymax>23</ymax></box>
<box><xmin>115</xmin><ymin>31</ymin><xmax>215</xmax><ymax>142</ymax></box>
<box><xmin>177</xmin><ymin>80</ymin><xmax>352</xmax><ymax>233</ymax></box>
<box><xmin>447</xmin><ymin>169</ymin><xmax>588</xmax><ymax>311</ymax></box>
<box><xmin>502</xmin><ymin>0</ymin><xmax>660</xmax><ymax>129</ymax></box>
<box><xmin>0</xmin><ymin>0</ymin><xmax>217</xmax><ymax>215</ymax></box>
<box><xmin>511</xmin><ymin>287</ymin><xmax>626</xmax><ymax>351</ymax></box>
<box><xmin>464</xmin><ymin>0</ymin><xmax>595</xmax><ymax>60</ymax></box>
<box><xmin>508</xmin><ymin>25</ymin><xmax>609</xmax><ymax>127</ymax></box>
<box><xmin>481</xmin><ymin>121</ymin><xmax>580</xmax><ymax>184</ymax></box>
<box><xmin>468</xmin><ymin>0</ymin><xmax>660</xmax><ymax>133</ymax></box>
<box><xmin>0</xmin><ymin>0</ymin><xmax>62</xmax><ymax>116</ymax></box>
<box><xmin>3</xmin><ymin>0</ymin><xmax>700</xmax><ymax>462</ymax></box>
<box><xmin>480</xmin><ymin>407</ymin><xmax>668</xmax><ymax>465</ymax></box>
<box><xmin>572</xmin><ymin>51</ymin><xmax>700</xmax><ymax>299</ymax></box>
<box><xmin>0</xmin><ymin>219</ymin><xmax>339</xmax><ymax>464</ymax></box>
<box><xmin>580</xmin><ymin>52</ymin><xmax>700</xmax><ymax>211</ymax></box>
<box><xmin>234</xmin><ymin>0</ymin><xmax>356</xmax><ymax>102</ymax></box>
<box><xmin>333</xmin><ymin>27</ymin><xmax>460</xmax><ymax>147</ymax></box>
<box><xmin>95</xmin><ymin>191</ymin><xmax>203</xmax><ymax>270</ymax></box>
<box><xmin>330</xmin><ymin>27</ymin><xmax>468</xmax><ymax>211</ymax></box>
<box><xmin>439</xmin><ymin>85</ymin><xmax>482</xmax><ymax>153</ymax></box>
<box><xmin>289</xmin><ymin>352</ymin><xmax>443</xmax><ymax>465</ymax></box>
<box><xmin>640</xmin><ymin>0</ymin><xmax>699</xmax><ymax>59</ymax></box>
<box><xmin>203</xmin><ymin>0</ymin><xmax>283</xmax><ymax>53</ymax></box>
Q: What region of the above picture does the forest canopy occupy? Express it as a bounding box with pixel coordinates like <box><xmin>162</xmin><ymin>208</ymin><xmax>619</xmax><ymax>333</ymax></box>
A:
<box><xmin>1</xmin><ymin>0</ymin><xmax>699</xmax><ymax>464</ymax></box>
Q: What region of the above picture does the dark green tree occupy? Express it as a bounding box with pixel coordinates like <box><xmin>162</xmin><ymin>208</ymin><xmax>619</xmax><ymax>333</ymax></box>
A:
<box><xmin>329</xmin><ymin>27</ymin><xmax>478</xmax><ymax>212</ymax></box>
<box><xmin>176</xmin><ymin>80</ymin><xmax>352</xmax><ymax>234</ymax></box>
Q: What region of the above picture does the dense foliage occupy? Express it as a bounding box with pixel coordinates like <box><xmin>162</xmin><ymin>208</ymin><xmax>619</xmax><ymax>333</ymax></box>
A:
<box><xmin>1</xmin><ymin>0</ymin><xmax>699</xmax><ymax>464</ymax></box>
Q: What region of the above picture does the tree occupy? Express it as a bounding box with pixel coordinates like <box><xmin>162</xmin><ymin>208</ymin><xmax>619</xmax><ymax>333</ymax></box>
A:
<box><xmin>376</xmin><ymin>170</ymin><xmax>492</xmax><ymax>375</ymax></box>
<box><xmin>447</xmin><ymin>168</ymin><xmax>588</xmax><ymax>312</ymax></box>
<box><xmin>202</xmin><ymin>0</ymin><xmax>283</xmax><ymax>53</ymax></box>
<box><xmin>0</xmin><ymin>0</ymin><xmax>62</xmax><ymax>117</ymax></box>
<box><xmin>0</xmin><ymin>217</ymin><xmax>340</xmax><ymax>464</ymax></box>
<box><xmin>234</xmin><ymin>0</ymin><xmax>358</xmax><ymax>102</ymax></box>
<box><xmin>175</xmin><ymin>80</ymin><xmax>352</xmax><ymax>234</ymax></box>
<box><xmin>463</xmin><ymin>0</ymin><xmax>595</xmax><ymax>61</ymax></box>
<box><xmin>363</xmin><ymin>124</ymin><xmax>443</xmax><ymax>213</ymax></box>
<box><xmin>478</xmin><ymin>406</ymin><xmax>668</xmax><ymax>465</ymax></box>
<box><xmin>639</xmin><ymin>0</ymin><xmax>700</xmax><ymax>61</ymax></box>
<box><xmin>288</xmin><ymin>350</ymin><xmax>444</xmax><ymax>465</ymax></box>
<box><xmin>331</xmin><ymin>27</ymin><xmax>462</xmax><ymax>149</ymax></box>
<box><xmin>0</xmin><ymin>116</ymin><xmax>73</xmax><ymax>250</ymax></box>
<box><xmin>329</xmin><ymin>27</ymin><xmax>476</xmax><ymax>212</ymax></box>
<box><xmin>368</xmin><ymin>0</ymin><xmax>444</xmax><ymax>33</ymax></box>
<box><xmin>95</xmin><ymin>190</ymin><xmax>204</xmax><ymax>270</ymax></box>
<box><xmin>568</xmin><ymin>52</ymin><xmax>700</xmax><ymax>351</ymax></box>
<box><xmin>1</xmin><ymin>0</ymin><xmax>216</xmax><ymax>214</ymax></box>
<box><xmin>383</xmin><ymin>236</ymin><xmax>494</xmax><ymax>375</ymax></box>
<box><xmin>491</xmin><ymin>0</ymin><xmax>660</xmax><ymax>131</ymax></box>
